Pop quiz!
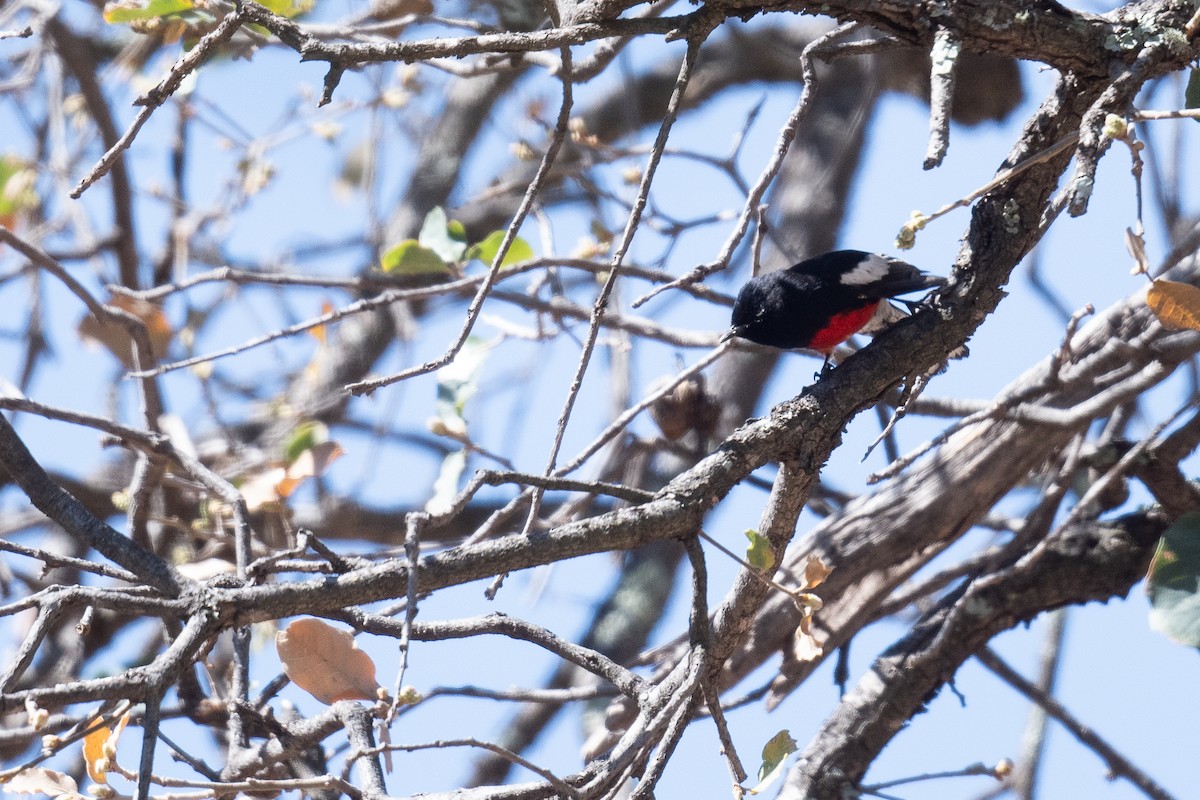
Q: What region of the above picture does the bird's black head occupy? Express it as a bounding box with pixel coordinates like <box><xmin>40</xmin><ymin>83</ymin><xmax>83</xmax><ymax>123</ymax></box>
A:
<box><xmin>726</xmin><ymin>275</ymin><xmax>782</xmax><ymax>346</ymax></box>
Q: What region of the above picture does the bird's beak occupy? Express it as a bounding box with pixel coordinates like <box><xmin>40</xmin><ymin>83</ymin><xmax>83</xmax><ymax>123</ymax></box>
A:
<box><xmin>719</xmin><ymin>327</ymin><xmax>739</xmax><ymax>344</ymax></box>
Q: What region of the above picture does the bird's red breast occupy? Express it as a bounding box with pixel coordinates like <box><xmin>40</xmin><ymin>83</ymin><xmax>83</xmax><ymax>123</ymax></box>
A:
<box><xmin>806</xmin><ymin>301</ymin><xmax>879</xmax><ymax>353</ymax></box>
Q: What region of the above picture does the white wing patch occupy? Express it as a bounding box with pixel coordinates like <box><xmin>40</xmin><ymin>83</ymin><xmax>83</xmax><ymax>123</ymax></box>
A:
<box><xmin>838</xmin><ymin>253</ymin><xmax>891</xmax><ymax>285</ymax></box>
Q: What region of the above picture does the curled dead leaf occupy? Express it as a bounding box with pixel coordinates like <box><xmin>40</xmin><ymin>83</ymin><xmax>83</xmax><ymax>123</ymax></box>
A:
<box><xmin>4</xmin><ymin>767</ymin><xmax>84</xmax><ymax>800</ymax></box>
<box><xmin>801</xmin><ymin>555</ymin><xmax>832</xmax><ymax>591</ymax></box>
<box><xmin>791</xmin><ymin>623</ymin><xmax>824</xmax><ymax>663</ymax></box>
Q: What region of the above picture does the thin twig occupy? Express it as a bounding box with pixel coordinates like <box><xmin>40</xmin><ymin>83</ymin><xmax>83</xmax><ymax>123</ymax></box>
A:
<box><xmin>425</xmin><ymin>683</ymin><xmax>612</xmax><ymax>703</ymax></box>
<box><xmin>480</xmin><ymin>469</ymin><xmax>653</xmax><ymax>503</ymax></box>
<box><xmin>524</xmin><ymin>26</ymin><xmax>712</xmax><ymax>535</ymax></box>
<box><xmin>686</xmin><ymin>537</ymin><xmax>748</xmax><ymax>786</ymax></box>
<box><xmin>862</xmin><ymin>372</ymin><xmax>928</xmax><ymax>463</ymax></box>
<box><xmin>750</xmin><ymin>203</ymin><xmax>768</xmax><ymax>277</ymax></box>
<box><xmin>71</xmin><ymin>8</ymin><xmax>247</xmax><ymax>198</ymax></box>
<box><xmin>628</xmin><ymin>650</ymin><xmax>707</xmax><ymax>799</ymax></box>
<box><xmin>0</xmin><ymin>538</ymin><xmax>141</xmax><ymax>583</ymax></box>
<box><xmin>0</xmin><ymin>413</ymin><xmax>184</xmax><ymax>596</ymax></box>
<box><xmin>237</xmin><ymin>0</ymin><xmax>691</xmax><ymax>64</ymax></box>
<box><xmin>387</xmin><ymin>512</ymin><xmax>426</xmax><ymax>721</ymax></box>
<box><xmin>128</xmin><ymin>284</ymin><xmax>438</xmax><ymax>379</ymax></box>
<box><xmin>632</xmin><ymin>21</ymin><xmax>861</xmax><ymax>307</ymax></box>
<box><xmin>1010</xmin><ymin>608</ymin><xmax>1068</xmax><ymax>799</ymax></box>
<box><xmin>346</xmin><ymin>38</ymin><xmax>577</xmax><ymax>396</ymax></box>
<box><xmin>695</xmin><ymin>530</ymin><xmax>812</xmax><ymax>606</ymax></box>
<box><xmin>897</xmin><ymin>131</ymin><xmax>1079</xmax><ymax>248</ymax></box>
<box><xmin>1132</xmin><ymin>107</ymin><xmax>1200</xmax><ymax>121</ymax></box>
<box><xmin>0</xmin><ymin>226</ymin><xmax>108</xmax><ymax>318</ymax></box>
<box><xmin>136</xmin><ymin>691</ymin><xmax>165</xmax><ymax>800</ymax></box>
<box><xmin>557</xmin><ymin>341</ymin><xmax>731</xmax><ymax>478</ymax></box>
<box><xmin>1047</xmin><ymin>304</ymin><xmax>1094</xmax><ymax>384</ymax></box>
<box><xmin>977</xmin><ymin>648</ymin><xmax>1177</xmax><ymax>800</ymax></box>
<box><xmin>111</xmin><ymin>259</ymin><xmax>732</xmax><ymax>305</ymax></box>
<box><xmin>338</xmin><ymin>610</ymin><xmax>648</xmax><ymax>700</ymax></box>
<box><xmin>377</xmin><ymin>738</ymin><xmax>581</xmax><ymax>798</ymax></box>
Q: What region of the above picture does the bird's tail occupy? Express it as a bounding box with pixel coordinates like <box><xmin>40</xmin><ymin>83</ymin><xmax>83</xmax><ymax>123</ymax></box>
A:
<box><xmin>866</xmin><ymin>256</ymin><xmax>947</xmax><ymax>299</ymax></box>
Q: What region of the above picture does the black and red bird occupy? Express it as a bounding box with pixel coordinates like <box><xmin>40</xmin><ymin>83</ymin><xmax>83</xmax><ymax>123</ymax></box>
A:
<box><xmin>724</xmin><ymin>250</ymin><xmax>946</xmax><ymax>370</ymax></box>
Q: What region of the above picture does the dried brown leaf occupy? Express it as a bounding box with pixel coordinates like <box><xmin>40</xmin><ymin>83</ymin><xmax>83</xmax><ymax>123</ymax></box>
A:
<box><xmin>276</xmin><ymin>618</ymin><xmax>380</xmax><ymax>704</ymax></box>
<box><xmin>801</xmin><ymin>555</ymin><xmax>832</xmax><ymax>590</ymax></box>
<box><xmin>4</xmin><ymin>767</ymin><xmax>84</xmax><ymax>800</ymax></box>
<box><xmin>1147</xmin><ymin>279</ymin><xmax>1200</xmax><ymax>332</ymax></box>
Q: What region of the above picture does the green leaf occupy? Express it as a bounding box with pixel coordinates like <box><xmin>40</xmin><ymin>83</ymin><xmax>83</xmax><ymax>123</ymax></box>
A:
<box><xmin>435</xmin><ymin>337</ymin><xmax>493</xmax><ymax>427</ymax></box>
<box><xmin>1186</xmin><ymin>68</ymin><xmax>1200</xmax><ymax>112</ymax></box>
<box><xmin>0</xmin><ymin>157</ymin><xmax>37</xmax><ymax>218</ymax></box>
<box><xmin>283</xmin><ymin>420</ymin><xmax>327</xmax><ymax>465</ymax></box>
<box><xmin>467</xmin><ymin>230</ymin><xmax>534</xmax><ymax>269</ymax></box>
<box><xmin>103</xmin><ymin>0</ymin><xmax>194</xmax><ymax>23</ymax></box>
<box><xmin>418</xmin><ymin>207</ymin><xmax>468</xmax><ymax>264</ymax></box>
<box><xmin>426</xmin><ymin>450</ymin><xmax>467</xmax><ymax>515</ymax></box>
<box><xmin>746</xmin><ymin>730</ymin><xmax>797</xmax><ymax>795</ymax></box>
<box><xmin>1148</xmin><ymin>511</ymin><xmax>1200</xmax><ymax>647</ymax></box>
<box><xmin>380</xmin><ymin>240</ymin><xmax>449</xmax><ymax>275</ymax></box>
<box><xmin>258</xmin><ymin>0</ymin><xmax>314</xmax><ymax>17</ymax></box>
<box><xmin>744</xmin><ymin>529</ymin><xmax>775</xmax><ymax>573</ymax></box>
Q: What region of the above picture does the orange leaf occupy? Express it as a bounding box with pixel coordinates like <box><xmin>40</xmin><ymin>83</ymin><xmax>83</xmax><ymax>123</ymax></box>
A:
<box><xmin>1147</xmin><ymin>280</ymin><xmax>1200</xmax><ymax>332</ymax></box>
<box><xmin>81</xmin><ymin>711</ymin><xmax>130</xmax><ymax>784</ymax></box>
<box><xmin>309</xmin><ymin>300</ymin><xmax>335</xmax><ymax>345</ymax></box>
<box><xmin>82</xmin><ymin>726</ymin><xmax>109</xmax><ymax>784</ymax></box>
<box><xmin>78</xmin><ymin>294</ymin><xmax>173</xmax><ymax>368</ymax></box>
<box><xmin>275</xmin><ymin>441</ymin><xmax>345</xmax><ymax>500</ymax></box>
<box><xmin>276</xmin><ymin>618</ymin><xmax>380</xmax><ymax>704</ymax></box>
<box><xmin>239</xmin><ymin>465</ymin><xmax>289</xmax><ymax>512</ymax></box>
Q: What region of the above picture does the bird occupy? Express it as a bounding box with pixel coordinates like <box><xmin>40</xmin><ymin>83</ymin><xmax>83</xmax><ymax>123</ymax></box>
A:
<box><xmin>723</xmin><ymin>250</ymin><xmax>947</xmax><ymax>373</ymax></box>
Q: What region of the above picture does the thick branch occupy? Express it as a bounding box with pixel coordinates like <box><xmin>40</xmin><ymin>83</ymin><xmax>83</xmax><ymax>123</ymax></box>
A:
<box><xmin>0</xmin><ymin>415</ymin><xmax>185</xmax><ymax>597</ymax></box>
<box><xmin>780</xmin><ymin>509</ymin><xmax>1169</xmax><ymax>798</ymax></box>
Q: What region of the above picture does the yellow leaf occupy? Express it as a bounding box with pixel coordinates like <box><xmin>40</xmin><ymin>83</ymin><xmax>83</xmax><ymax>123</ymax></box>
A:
<box><xmin>746</xmin><ymin>730</ymin><xmax>798</xmax><ymax>795</ymax></box>
<box><xmin>1147</xmin><ymin>280</ymin><xmax>1200</xmax><ymax>332</ymax></box>
<box><xmin>744</xmin><ymin>529</ymin><xmax>775</xmax><ymax>573</ymax></box>
<box><xmin>276</xmin><ymin>618</ymin><xmax>381</xmax><ymax>704</ymax></box>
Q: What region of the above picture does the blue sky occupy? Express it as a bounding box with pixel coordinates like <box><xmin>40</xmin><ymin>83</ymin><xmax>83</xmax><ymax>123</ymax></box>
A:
<box><xmin>1</xmin><ymin>5</ymin><xmax>1198</xmax><ymax>798</ymax></box>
